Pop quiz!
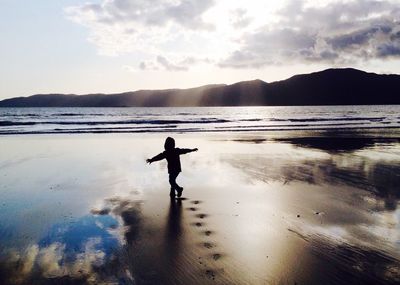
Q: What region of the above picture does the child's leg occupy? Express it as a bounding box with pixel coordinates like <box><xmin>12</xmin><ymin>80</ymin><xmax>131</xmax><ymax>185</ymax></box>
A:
<box><xmin>169</xmin><ymin>172</ymin><xmax>180</xmax><ymax>190</ymax></box>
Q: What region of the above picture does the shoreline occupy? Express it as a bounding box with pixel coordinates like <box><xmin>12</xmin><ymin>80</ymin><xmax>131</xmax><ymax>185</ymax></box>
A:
<box><xmin>2</xmin><ymin>127</ymin><xmax>400</xmax><ymax>140</ymax></box>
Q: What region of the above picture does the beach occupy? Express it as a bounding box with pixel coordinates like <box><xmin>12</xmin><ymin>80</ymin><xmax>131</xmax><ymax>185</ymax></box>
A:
<box><xmin>2</xmin><ymin>0</ymin><xmax>400</xmax><ymax>282</ymax></box>
<box><xmin>0</xmin><ymin>131</ymin><xmax>399</xmax><ymax>284</ymax></box>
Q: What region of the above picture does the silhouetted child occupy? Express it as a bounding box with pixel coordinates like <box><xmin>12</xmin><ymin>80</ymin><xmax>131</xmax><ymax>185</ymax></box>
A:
<box><xmin>146</xmin><ymin>137</ymin><xmax>198</xmax><ymax>197</ymax></box>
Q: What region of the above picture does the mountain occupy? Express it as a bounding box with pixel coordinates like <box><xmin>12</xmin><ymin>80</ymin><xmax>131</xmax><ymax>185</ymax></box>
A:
<box><xmin>1</xmin><ymin>68</ymin><xmax>399</xmax><ymax>107</ymax></box>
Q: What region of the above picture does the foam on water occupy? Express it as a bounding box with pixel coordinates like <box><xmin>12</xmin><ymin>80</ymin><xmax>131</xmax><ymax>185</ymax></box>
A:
<box><xmin>0</xmin><ymin>106</ymin><xmax>399</xmax><ymax>135</ymax></box>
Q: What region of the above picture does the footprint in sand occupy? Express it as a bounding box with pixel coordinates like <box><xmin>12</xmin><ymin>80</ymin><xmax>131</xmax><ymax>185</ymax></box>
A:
<box><xmin>192</xmin><ymin>222</ymin><xmax>203</xmax><ymax>227</ymax></box>
<box><xmin>211</xmin><ymin>253</ymin><xmax>222</xmax><ymax>261</ymax></box>
<box><xmin>188</xmin><ymin>199</ymin><xmax>225</xmax><ymax>281</ymax></box>
<box><xmin>203</xmin><ymin>242</ymin><xmax>215</xmax><ymax>249</ymax></box>
<box><xmin>196</xmin><ymin>213</ymin><xmax>208</xmax><ymax>219</ymax></box>
<box><xmin>205</xmin><ymin>269</ymin><xmax>216</xmax><ymax>280</ymax></box>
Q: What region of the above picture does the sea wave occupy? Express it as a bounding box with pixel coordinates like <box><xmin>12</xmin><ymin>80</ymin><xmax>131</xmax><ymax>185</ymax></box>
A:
<box><xmin>1</xmin><ymin>106</ymin><xmax>399</xmax><ymax>136</ymax></box>
<box><xmin>270</xmin><ymin>117</ymin><xmax>386</xmax><ymax>122</ymax></box>
<box><xmin>0</xmin><ymin>118</ymin><xmax>230</xmax><ymax>126</ymax></box>
<box><xmin>56</xmin><ymin>113</ymin><xmax>84</xmax><ymax>116</ymax></box>
<box><xmin>1</xmin><ymin>125</ymin><xmax>400</xmax><ymax>135</ymax></box>
<box><xmin>0</xmin><ymin>121</ymin><xmax>36</xmax><ymax>126</ymax></box>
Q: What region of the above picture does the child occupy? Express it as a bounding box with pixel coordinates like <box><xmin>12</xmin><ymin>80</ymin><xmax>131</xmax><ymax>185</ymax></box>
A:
<box><xmin>146</xmin><ymin>137</ymin><xmax>198</xmax><ymax>197</ymax></box>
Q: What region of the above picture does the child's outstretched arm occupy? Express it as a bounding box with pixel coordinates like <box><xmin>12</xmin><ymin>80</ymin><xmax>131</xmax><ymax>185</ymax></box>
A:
<box><xmin>146</xmin><ymin>152</ymin><xmax>165</xmax><ymax>164</ymax></box>
<box><xmin>178</xmin><ymin>148</ymin><xmax>198</xmax><ymax>155</ymax></box>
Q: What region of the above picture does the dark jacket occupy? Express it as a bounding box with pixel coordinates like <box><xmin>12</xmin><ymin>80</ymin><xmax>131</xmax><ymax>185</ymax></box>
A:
<box><xmin>150</xmin><ymin>148</ymin><xmax>193</xmax><ymax>174</ymax></box>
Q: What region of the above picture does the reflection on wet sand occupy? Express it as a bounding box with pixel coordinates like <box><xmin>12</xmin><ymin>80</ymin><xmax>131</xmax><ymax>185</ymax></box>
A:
<box><xmin>0</xmin><ymin>134</ymin><xmax>399</xmax><ymax>284</ymax></box>
<box><xmin>275</xmin><ymin>137</ymin><xmax>400</xmax><ymax>153</ymax></box>
<box><xmin>228</xmin><ymin>136</ymin><xmax>400</xmax><ymax>209</ymax></box>
<box><xmin>164</xmin><ymin>198</ymin><xmax>183</xmax><ymax>269</ymax></box>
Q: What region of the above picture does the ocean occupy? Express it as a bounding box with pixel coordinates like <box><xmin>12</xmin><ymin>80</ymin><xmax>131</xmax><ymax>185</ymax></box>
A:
<box><xmin>1</xmin><ymin>105</ymin><xmax>400</xmax><ymax>135</ymax></box>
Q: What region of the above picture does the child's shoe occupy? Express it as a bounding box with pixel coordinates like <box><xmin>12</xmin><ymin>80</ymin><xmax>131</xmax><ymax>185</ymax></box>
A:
<box><xmin>176</xmin><ymin>186</ymin><xmax>183</xmax><ymax>198</ymax></box>
<box><xmin>170</xmin><ymin>188</ymin><xmax>176</xmax><ymax>198</ymax></box>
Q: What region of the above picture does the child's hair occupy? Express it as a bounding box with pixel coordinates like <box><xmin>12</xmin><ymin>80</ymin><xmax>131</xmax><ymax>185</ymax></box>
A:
<box><xmin>164</xmin><ymin>137</ymin><xmax>175</xmax><ymax>151</ymax></box>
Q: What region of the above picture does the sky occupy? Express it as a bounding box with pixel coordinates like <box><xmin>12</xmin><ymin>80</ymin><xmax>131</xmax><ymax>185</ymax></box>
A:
<box><xmin>0</xmin><ymin>0</ymin><xmax>400</xmax><ymax>100</ymax></box>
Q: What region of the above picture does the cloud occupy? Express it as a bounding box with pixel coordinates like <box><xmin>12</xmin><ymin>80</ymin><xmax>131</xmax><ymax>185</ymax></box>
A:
<box><xmin>66</xmin><ymin>0</ymin><xmax>400</xmax><ymax>69</ymax></box>
<box><xmin>220</xmin><ymin>0</ymin><xmax>400</xmax><ymax>68</ymax></box>
<box><xmin>376</xmin><ymin>42</ymin><xmax>400</xmax><ymax>57</ymax></box>
<box><xmin>67</xmin><ymin>0</ymin><xmax>215</xmax><ymax>29</ymax></box>
<box><xmin>65</xmin><ymin>0</ymin><xmax>216</xmax><ymax>56</ymax></box>
<box><xmin>156</xmin><ymin>55</ymin><xmax>188</xmax><ymax>71</ymax></box>
<box><xmin>138</xmin><ymin>55</ymin><xmax>211</xmax><ymax>71</ymax></box>
<box><xmin>122</xmin><ymin>65</ymin><xmax>139</xmax><ymax>73</ymax></box>
<box><xmin>164</xmin><ymin>0</ymin><xmax>216</xmax><ymax>30</ymax></box>
<box><xmin>230</xmin><ymin>8</ymin><xmax>252</xmax><ymax>29</ymax></box>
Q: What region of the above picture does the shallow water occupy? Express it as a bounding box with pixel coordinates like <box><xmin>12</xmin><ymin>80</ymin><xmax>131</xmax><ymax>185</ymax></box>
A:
<box><xmin>1</xmin><ymin>105</ymin><xmax>400</xmax><ymax>134</ymax></box>
<box><xmin>0</xmin><ymin>133</ymin><xmax>399</xmax><ymax>284</ymax></box>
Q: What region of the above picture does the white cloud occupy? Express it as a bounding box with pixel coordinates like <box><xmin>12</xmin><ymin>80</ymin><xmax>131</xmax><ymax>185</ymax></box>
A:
<box><xmin>229</xmin><ymin>8</ymin><xmax>252</xmax><ymax>29</ymax></box>
<box><xmin>66</xmin><ymin>0</ymin><xmax>215</xmax><ymax>29</ymax></box>
<box><xmin>138</xmin><ymin>55</ymin><xmax>212</xmax><ymax>71</ymax></box>
<box><xmin>156</xmin><ymin>55</ymin><xmax>188</xmax><ymax>71</ymax></box>
<box><xmin>220</xmin><ymin>0</ymin><xmax>400</xmax><ymax>68</ymax></box>
<box><xmin>65</xmin><ymin>0</ymin><xmax>216</xmax><ymax>56</ymax></box>
<box><xmin>122</xmin><ymin>64</ymin><xmax>138</xmax><ymax>73</ymax></box>
<box><xmin>65</xmin><ymin>0</ymin><xmax>400</xmax><ymax>69</ymax></box>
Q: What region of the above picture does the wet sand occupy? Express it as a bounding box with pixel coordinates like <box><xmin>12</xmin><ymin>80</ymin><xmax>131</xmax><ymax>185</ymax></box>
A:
<box><xmin>0</xmin><ymin>132</ymin><xmax>399</xmax><ymax>284</ymax></box>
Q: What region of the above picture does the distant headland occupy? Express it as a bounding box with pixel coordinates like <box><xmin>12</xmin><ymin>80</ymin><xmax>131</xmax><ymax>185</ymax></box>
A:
<box><xmin>1</xmin><ymin>68</ymin><xmax>399</xmax><ymax>107</ymax></box>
